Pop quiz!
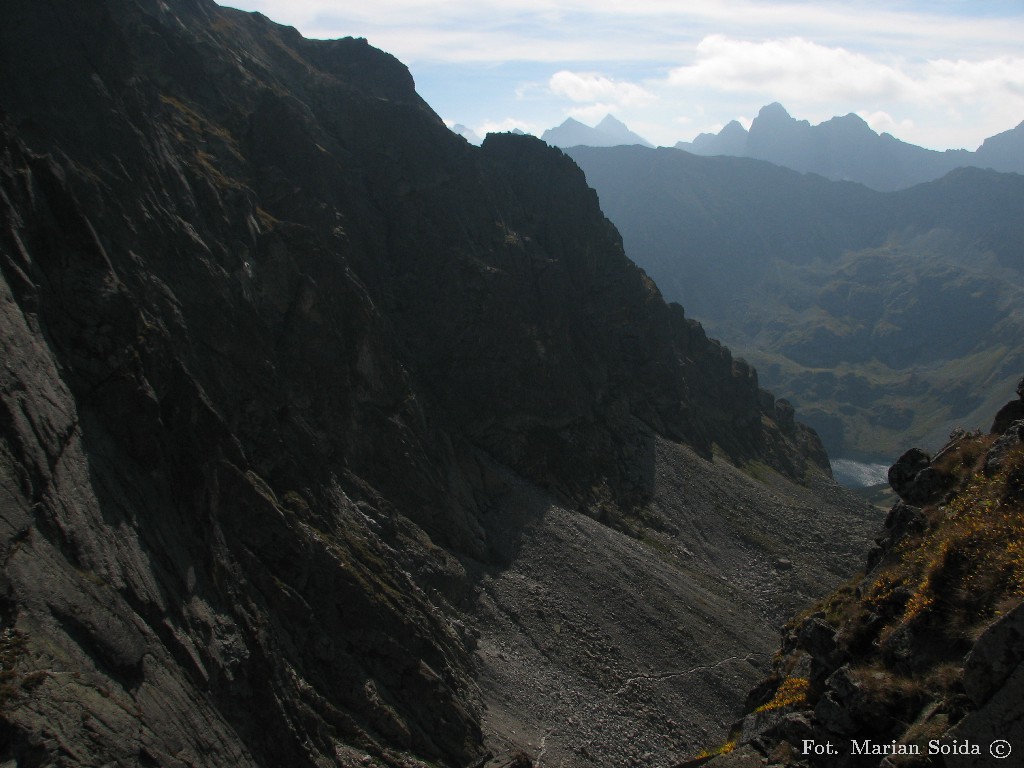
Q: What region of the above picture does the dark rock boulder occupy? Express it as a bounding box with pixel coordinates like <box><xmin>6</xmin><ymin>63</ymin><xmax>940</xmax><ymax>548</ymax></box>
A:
<box><xmin>792</xmin><ymin>616</ymin><xmax>843</xmax><ymax>688</ymax></box>
<box><xmin>813</xmin><ymin>666</ymin><xmax>866</xmax><ymax>736</ymax></box>
<box><xmin>945</xmin><ymin>602</ymin><xmax>1024</xmax><ymax>767</ymax></box>
<box><xmin>887</xmin><ymin>447</ymin><xmax>948</xmax><ymax>504</ymax></box>
<box><xmin>882</xmin><ymin>500</ymin><xmax>927</xmax><ymax>542</ymax></box>
<box><xmin>961</xmin><ymin>601</ymin><xmax>1024</xmax><ymax>707</ymax></box>
<box><xmin>991</xmin><ymin>375</ymin><xmax>1024</xmax><ymax>433</ymax></box>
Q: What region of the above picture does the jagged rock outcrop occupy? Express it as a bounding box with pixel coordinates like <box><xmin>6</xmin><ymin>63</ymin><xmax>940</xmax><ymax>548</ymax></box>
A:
<box><xmin>0</xmin><ymin>1</ymin><xmax>874</xmax><ymax>765</ymax></box>
<box><xmin>697</xmin><ymin>380</ymin><xmax>1024</xmax><ymax>767</ymax></box>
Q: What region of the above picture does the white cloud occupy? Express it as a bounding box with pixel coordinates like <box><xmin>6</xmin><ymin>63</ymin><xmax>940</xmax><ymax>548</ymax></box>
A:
<box><xmin>921</xmin><ymin>55</ymin><xmax>1024</xmax><ymax>105</ymax></box>
<box><xmin>222</xmin><ymin>0</ymin><xmax>1024</xmax><ymax>74</ymax></box>
<box><xmin>666</xmin><ymin>36</ymin><xmax>915</xmax><ymax>103</ymax></box>
<box><xmin>657</xmin><ymin>34</ymin><xmax>1024</xmax><ymax>147</ymax></box>
<box><xmin>664</xmin><ymin>35</ymin><xmax>1024</xmax><ymax>112</ymax></box>
<box><xmin>476</xmin><ymin>117</ymin><xmax>540</xmax><ymax>137</ymax></box>
<box><xmin>566</xmin><ymin>103</ymin><xmax>618</xmax><ymax>124</ymax></box>
<box><xmin>857</xmin><ymin>111</ymin><xmax>914</xmax><ymax>136</ymax></box>
<box><xmin>549</xmin><ymin>71</ymin><xmax>655</xmax><ymax>106</ymax></box>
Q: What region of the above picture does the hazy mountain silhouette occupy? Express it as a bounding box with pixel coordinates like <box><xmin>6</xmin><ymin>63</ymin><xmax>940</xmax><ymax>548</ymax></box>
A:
<box><xmin>677</xmin><ymin>102</ymin><xmax>1022</xmax><ymax>191</ymax></box>
<box><xmin>976</xmin><ymin>118</ymin><xmax>1024</xmax><ymax>174</ymax></box>
<box><xmin>451</xmin><ymin>122</ymin><xmax>483</xmax><ymax>143</ymax></box>
<box><xmin>542</xmin><ymin>114</ymin><xmax>654</xmax><ymax>148</ymax></box>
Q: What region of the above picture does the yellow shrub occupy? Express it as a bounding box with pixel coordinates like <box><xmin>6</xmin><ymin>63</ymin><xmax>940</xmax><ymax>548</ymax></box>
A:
<box><xmin>755</xmin><ymin>676</ymin><xmax>810</xmax><ymax>713</ymax></box>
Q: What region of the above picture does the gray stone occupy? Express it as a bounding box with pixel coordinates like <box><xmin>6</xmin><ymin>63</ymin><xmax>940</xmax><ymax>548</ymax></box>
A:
<box><xmin>962</xmin><ymin>602</ymin><xmax>1024</xmax><ymax>707</ymax></box>
<box><xmin>984</xmin><ymin>420</ymin><xmax>1024</xmax><ymax>475</ymax></box>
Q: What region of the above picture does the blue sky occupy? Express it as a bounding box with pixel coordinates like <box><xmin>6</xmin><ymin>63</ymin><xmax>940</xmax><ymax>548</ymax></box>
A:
<box><xmin>219</xmin><ymin>0</ymin><xmax>1024</xmax><ymax>150</ymax></box>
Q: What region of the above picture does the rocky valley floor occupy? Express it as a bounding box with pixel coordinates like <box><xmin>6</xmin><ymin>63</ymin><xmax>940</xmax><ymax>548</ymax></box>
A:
<box><xmin>466</xmin><ymin>439</ymin><xmax>880</xmax><ymax>767</ymax></box>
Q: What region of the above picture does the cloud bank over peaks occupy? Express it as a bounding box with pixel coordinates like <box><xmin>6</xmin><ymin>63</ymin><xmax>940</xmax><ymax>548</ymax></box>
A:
<box><xmin>528</xmin><ymin>35</ymin><xmax>1024</xmax><ymax>149</ymax></box>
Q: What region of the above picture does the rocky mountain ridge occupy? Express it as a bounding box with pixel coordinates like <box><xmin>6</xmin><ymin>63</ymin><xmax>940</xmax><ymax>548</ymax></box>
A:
<box><xmin>0</xmin><ymin>0</ymin><xmax>876</xmax><ymax>766</ymax></box>
<box><xmin>676</xmin><ymin>102</ymin><xmax>1024</xmax><ymax>191</ymax></box>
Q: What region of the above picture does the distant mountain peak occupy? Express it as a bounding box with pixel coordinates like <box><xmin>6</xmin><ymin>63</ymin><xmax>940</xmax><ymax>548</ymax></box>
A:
<box><xmin>720</xmin><ymin>119</ymin><xmax>748</xmax><ymax>136</ymax></box>
<box><xmin>683</xmin><ymin>119</ymin><xmax>749</xmax><ymax>156</ymax></box>
<box><xmin>451</xmin><ymin>123</ymin><xmax>483</xmax><ymax>145</ymax></box>
<box><xmin>832</xmin><ymin>112</ymin><xmax>869</xmax><ymax>126</ymax></box>
<box><xmin>677</xmin><ymin>103</ymin><xmax>1024</xmax><ymax>190</ymax></box>
<box><xmin>542</xmin><ymin>114</ymin><xmax>653</xmax><ymax>149</ymax></box>
<box><xmin>818</xmin><ymin>112</ymin><xmax>875</xmax><ymax>139</ymax></box>
<box><xmin>751</xmin><ymin>102</ymin><xmax>809</xmax><ymax>133</ymax></box>
<box><xmin>596</xmin><ymin>114</ymin><xmax>628</xmax><ymax>131</ymax></box>
<box><xmin>758</xmin><ymin>102</ymin><xmax>791</xmax><ymax>119</ymax></box>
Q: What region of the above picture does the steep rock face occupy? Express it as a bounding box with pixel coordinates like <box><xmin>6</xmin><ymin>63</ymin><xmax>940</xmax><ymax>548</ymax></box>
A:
<box><xmin>1</xmin><ymin>0</ymin><xmax>833</xmax><ymax>531</ymax></box>
<box><xmin>0</xmin><ymin>1</ymin><xmax>872</xmax><ymax>766</ymax></box>
<box><xmin>1</xmin><ymin>121</ymin><xmax>484</xmax><ymax>766</ymax></box>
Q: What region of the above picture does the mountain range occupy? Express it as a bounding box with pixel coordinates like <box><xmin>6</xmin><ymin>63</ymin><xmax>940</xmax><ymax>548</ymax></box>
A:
<box><xmin>538</xmin><ymin>104</ymin><xmax>1024</xmax><ymax>192</ymax></box>
<box><xmin>0</xmin><ymin>1</ymin><xmax>878</xmax><ymax>766</ymax></box>
<box><xmin>566</xmin><ymin>144</ymin><xmax>1024</xmax><ymax>470</ymax></box>
<box><xmin>541</xmin><ymin>114</ymin><xmax>654</xmax><ymax>148</ymax></box>
<box><xmin>677</xmin><ymin>102</ymin><xmax>1024</xmax><ymax>191</ymax></box>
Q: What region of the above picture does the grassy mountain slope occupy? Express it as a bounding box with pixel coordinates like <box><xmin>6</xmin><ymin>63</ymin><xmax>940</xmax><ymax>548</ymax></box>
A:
<box><xmin>694</xmin><ymin>383</ymin><xmax>1024</xmax><ymax>767</ymax></box>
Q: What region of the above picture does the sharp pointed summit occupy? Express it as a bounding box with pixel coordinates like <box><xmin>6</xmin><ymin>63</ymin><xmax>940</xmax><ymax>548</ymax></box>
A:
<box><xmin>753</xmin><ymin>101</ymin><xmax>798</xmax><ymax>124</ymax></box>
